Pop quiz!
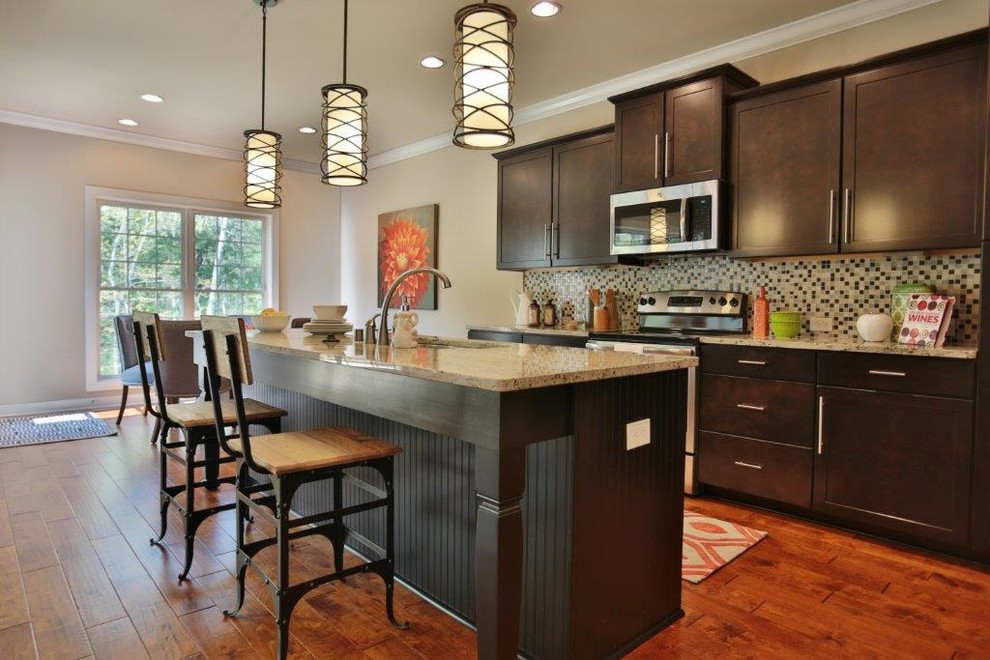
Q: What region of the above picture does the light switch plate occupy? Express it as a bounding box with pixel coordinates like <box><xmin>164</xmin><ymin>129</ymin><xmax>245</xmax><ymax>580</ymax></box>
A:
<box><xmin>809</xmin><ymin>316</ymin><xmax>832</xmax><ymax>332</ymax></box>
<box><xmin>626</xmin><ymin>418</ymin><xmax>651</xmax><ymax>450</ymax></box>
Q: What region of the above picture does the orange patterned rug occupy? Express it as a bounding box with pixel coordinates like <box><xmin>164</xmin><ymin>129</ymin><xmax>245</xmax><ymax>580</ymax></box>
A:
<box><xmin>682</xmin><ymin>511</ymin><xmax>768</xmax><ymax>583</ymax></box>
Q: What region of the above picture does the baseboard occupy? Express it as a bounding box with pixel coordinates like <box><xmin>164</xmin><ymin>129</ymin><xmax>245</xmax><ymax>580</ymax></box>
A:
<box><xmin>0</xmin><ymin>394</ymin><xmax>124</xmax><ymax>418</ymax></box>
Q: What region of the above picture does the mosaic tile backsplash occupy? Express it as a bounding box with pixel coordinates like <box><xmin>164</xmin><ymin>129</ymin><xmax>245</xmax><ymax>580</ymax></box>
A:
<box><xmin>523</xmin><ymin>252</ymin><xmax>981</xmax><ymax>345</ymax></box>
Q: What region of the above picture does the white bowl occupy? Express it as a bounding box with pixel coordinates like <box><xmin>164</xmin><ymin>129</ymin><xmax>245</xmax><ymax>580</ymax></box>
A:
<box><xmin>313</xmin><ymin>304</ymin><xmax>348</xmax><ymax>321</ymax></box>
<box><xmin>856</xmin><ymin>313</ymin><xmax>894</xmax><ymax>342</ymax></box>
<box><xmin>251</xmin><ymin>314</ymin><xmax>290</xmax><ymax>332</ymax></box>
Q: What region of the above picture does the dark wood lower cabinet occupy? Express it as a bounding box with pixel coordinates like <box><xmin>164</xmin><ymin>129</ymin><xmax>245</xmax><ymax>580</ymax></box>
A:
<box><xmin>815</xmin><ymin>386</ymin><xmax>974</xmax><ymax>546</ymax></box>
<box><xmin>698</xmin><ymin>431</ymin><xmax>812</xmax><ymax>507</ymax></box>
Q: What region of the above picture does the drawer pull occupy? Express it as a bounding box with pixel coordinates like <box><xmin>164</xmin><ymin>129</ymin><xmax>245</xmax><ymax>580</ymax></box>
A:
<box><xmin>868</xmin><ymin>370</ymin><xmax>907</xmax><ymax>377</ymax></box>
<box><xmin>733</xmin><ymin>461</ymin><xmax>763</xmax><ymax>470</ymax></box>
<box><xmin>736</xmin><ymin>403</ymin><xmax>766</xmax><ymax>411</ymax></box>
<box><xmin>737</xmin><ymin>359</ymin><xmax>766</xmax><ymax>366</ymax></box>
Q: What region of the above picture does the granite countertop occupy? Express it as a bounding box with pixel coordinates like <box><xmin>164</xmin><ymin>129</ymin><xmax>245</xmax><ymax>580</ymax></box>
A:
<box><xmin>467</xmin><ymin>324</ymin><xmax>592</xmax><ymax>338</ymax></box>
<box><xmin>223</xmin><ymin>329</ymin><xmax>697</xmax><ymax>392</ymax></box>
<box><xmin>699</xmin><ymin>335</ymin><xmax>978</xmax><ymax>360</ymax></box>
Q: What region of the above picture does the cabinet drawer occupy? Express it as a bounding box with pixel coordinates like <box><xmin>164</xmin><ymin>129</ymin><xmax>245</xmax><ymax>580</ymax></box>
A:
<box><xmin>700</xmin><ymin>375</ymin><xmax>815</xmax><ymax>447</ymax></box>
<box><xmin>698</xmin><ymin>431</ymin><xmax>812</xmax><ymax>507</ymax></box>
<box><xmin>701</xmin><ymin>344</ymin><xmax>816</xmax><ymax>382</ymax></box>
<box><xmin>818</xmin><ymin>352</ymin><xmax>975</xmax><ymax>398</ymax></box>
<box><xmin>467</xmin><ymin>329</ymin><xmax>522</xmax><ymax>343</ymax></box>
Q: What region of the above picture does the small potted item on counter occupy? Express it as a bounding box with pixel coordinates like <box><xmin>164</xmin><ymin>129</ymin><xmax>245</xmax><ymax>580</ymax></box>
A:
<box><xmin>542</xmin><ymin>300</ymin><xmax>557</xmax><ymax>327</ymax></box>
<box><xmin>528</xmin><ymin>297</ymin><xmax>541</xmax><ymax>328</ymax></box>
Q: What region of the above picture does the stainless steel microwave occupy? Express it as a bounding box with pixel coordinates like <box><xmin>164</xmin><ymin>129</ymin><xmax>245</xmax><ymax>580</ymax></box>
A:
<box><xmin>609</xmin><ymin>179</ymin><xmax>721</xmax><ymax>256</ymax></box>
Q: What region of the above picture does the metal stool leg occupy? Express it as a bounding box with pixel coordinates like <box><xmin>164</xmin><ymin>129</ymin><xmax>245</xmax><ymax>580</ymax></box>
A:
<box><xmin>115</xmin><ymin>385</ymin><xmax>128</xmax><ymax>425</ymax></box>
<box><xmin>149</xmin><ymin>437</ymin><xmax>170</xmax><ymax>545</ymax></box>
<box><xmin>178</xmin><ymin>434</ymin><xmax>197</xmax><ymax>581</ymax></box>
<box><xmin>224</xmin><ymin>461</ymin><xmax>250</xmax><ymax>618</ymax></box>
<box><xmin>383</xmin><ymin>458</ymin><xmax>407</xmax><ymax>629</ymax></box>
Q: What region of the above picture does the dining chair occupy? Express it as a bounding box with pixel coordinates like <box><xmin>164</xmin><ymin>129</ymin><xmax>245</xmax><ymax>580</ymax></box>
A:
<box><xmin>113</xmin><ymin>314</ymin><xmax>154</xmax><ymax>425</ymax></box>
<box><xmin>133</xmin><ymin>311</ymin><xmax>286</xmax><ymax>580</ymax></box>
<box><xmin>201</xmin><ymin>315</ymin><xmax>406</xmax><ymax>659</ymax></box>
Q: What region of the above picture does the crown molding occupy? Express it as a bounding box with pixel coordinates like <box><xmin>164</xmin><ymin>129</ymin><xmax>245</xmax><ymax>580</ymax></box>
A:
<box><xmin>0</xmin><ymin>0</ymin><xmax>941</xmax><ymax>174</ymax></box>
<box><xmin>0</xmin><ymin>109</ymin><xmax>321</xmax><ymax>174</ymax></box>
<box><xmin>370</xmin><ymin>0</ymin><xmax>941</xmax><ymax>169</ymax></box>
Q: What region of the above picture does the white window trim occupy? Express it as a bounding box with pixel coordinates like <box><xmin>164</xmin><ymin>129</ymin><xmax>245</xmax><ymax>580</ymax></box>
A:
<box><xmin>84</xmin><ymin>186</ymin><xmax>280</xmax><ymax>392</ymax></box>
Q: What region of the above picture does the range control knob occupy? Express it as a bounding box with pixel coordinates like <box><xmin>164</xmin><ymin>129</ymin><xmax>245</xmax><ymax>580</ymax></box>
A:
<box><xmin>709</xmin><ymin>296</ymin><xmax>717</xmax><ymax>305</ymax></box>
<box><xmin>718</xmin><ymin>297</ymin><xmax>728</xmax><ymax>306</ymax></box>
<box><xmin>648</xmin><ymin>296</ymin><xmax>656</xmax><ymax>305</ymax></box>
<box><xmin>729</xmin><ymin>297</ymin><xmax>739</xmax><ymax>307</ymax></box>
<box><xmin>639</xmin><ymin>297</ymin><xmax>648</xmax><ymax>306</ymax></box>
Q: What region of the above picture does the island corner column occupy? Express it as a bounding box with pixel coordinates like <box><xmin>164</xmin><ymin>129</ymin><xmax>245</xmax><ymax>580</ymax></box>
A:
<box><xmin>474</xmin><ymin>444</ymin><xmax>527</xmax><ymax>660</ymax></box>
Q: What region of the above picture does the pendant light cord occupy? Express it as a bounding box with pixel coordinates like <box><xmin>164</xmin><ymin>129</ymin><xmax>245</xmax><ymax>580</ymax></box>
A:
<box><xmin>261</xmin><ymin>0</ymin><xmax>268</xmax><ymax>129</ymax></box>
<box><xmin>342</xmin><ymin>0</ymin><xmax>348</xmax><ymax>84</ymax></box>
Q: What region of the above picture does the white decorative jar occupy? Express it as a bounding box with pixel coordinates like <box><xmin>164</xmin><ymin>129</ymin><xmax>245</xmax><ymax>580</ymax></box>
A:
<box><xmin>856</xmin><ymin>313</ymin><xmax>894</xmax><ymax>342</ymax></box>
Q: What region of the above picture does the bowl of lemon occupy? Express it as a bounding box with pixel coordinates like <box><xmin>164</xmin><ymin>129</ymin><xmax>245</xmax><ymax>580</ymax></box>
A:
<box><xmin>251</xmin><ymin>308</ymin><xmax>290</xmax><ymax>332</ymax></box>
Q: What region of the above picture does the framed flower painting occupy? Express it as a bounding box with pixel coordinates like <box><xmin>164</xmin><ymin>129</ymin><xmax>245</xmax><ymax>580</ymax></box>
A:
<box><xmin>377</xmin><ymin>204</ymin><xmax>439</xmax><ymax>310</ymax></box>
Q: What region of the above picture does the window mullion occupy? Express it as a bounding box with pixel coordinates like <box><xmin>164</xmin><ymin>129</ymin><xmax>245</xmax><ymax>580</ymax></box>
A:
<box><xmin>183</xmin><ymin>208</ymin><xmax>195</xmax><ymax>319</ymax></box>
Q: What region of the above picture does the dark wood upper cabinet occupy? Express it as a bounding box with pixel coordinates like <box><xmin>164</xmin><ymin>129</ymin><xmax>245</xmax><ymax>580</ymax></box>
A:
<box><xmin>731</xmin><ymin>80</ymin><xmax>842</xmax><ymax>257</ymax></box>
<box><xmin>730</xmin><ymin>32</ymin><xmax>986</xmax><ymax>257</ymax></box>
<box><xmin>496</xmin><ymin>148</ymin><xmax>553</xmax><ymax>269</ymax></box>
<box><xmin>611</xmin><ymin>66</ymin><xmax>758</xmax><ymax>193</ymax></box>
<box><xmin>842</xmin><ymin>43</ymin><xmax>987</xmax><ymax>252</ymax></box>
<box><xmin>495</xmin><ymin>127</ymin><xmax>616</xmax><ymax>271</ymax></box>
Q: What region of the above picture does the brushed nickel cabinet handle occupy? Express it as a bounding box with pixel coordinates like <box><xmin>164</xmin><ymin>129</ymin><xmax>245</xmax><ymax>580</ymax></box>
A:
<box><xmin>664</xmin><ymin>131</ymin><xmax>671</xmax><ymax>179</ymax></box>
<box><xmin>736</xmin><ymin>403</ymin><xmax>766</xmax><ymax>411</ymax></box>
<box><xmin>544</xmin><ymin>223</ymin><xmax>550</xmax><ymax>259</ymax></box>
<box><xmin>817</xmin><ymin>395</ymin><xmax>825</xmax><ymax>455</ymax></box>
<box><xmin>654</xmin><ymin>133</ymin><xmax>660</xmax><ymax>181</ymax></box>
<box><xmin>737</xmin><ymin>359</ymin><xmax>766</xmax><ymax>366</ymax></box>
<box><xmin>734</xmin><ymin>461</ymin><xmax>763</xmax><ymax>470</ymax></box>
<box><xmin>843</xmin><ymin>188</ymin><xmax>853</xmax><ymax>243</ymax></box>
<box><xmin>869</xmin><ymin>369</ymin><xmax>907</xmax><ymax>377</ymax></box>
<box><xmin>828</xmin><ymin>189</ymin><xmax>836</xmax><ymax>244</ymax></box>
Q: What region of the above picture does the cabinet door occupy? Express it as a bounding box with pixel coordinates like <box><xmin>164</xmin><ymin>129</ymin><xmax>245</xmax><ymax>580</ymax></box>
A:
<box><xmin>842</xmin><ymin>43</ymin><xmax>986</xmax><ymax>252</ymax></box>
<box><xmin>613</xmin><ymin>93</ymin><xmax>661</xmax><ymax>193</ymax></box>
<box><xmin>552</xmin><ymin>132</ymin><xmax>617</xmax><ymax>267</ymax></box>
<box><xmin>664</xmin><ymin>77</ymin><xmax>723</xmax><ymax>185</ymax></box>
<box><xmin>815</xmin><ymin>386</ymin><xmax>973</xmax><ymax>546</ymax></box>
<box><xmin>973</xmin><ymin>247</ymin><xmax>990</xmax><ymax>553</ymax></box>
<box><xmin>731</xmin><ymin>80</ymin><xmax>842</xmax><ymax>257</ymax></box>
<box><xmin>497</xmin><ymin>148</ymin><xmax>552</xmax><ymax>270</ymax></box>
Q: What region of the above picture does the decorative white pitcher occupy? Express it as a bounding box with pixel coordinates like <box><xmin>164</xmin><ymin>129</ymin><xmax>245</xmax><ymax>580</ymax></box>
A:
<box><xmin>391</xmin><ymin>311</ymin><xmax>419</xmax><ymax>349</ymax></box>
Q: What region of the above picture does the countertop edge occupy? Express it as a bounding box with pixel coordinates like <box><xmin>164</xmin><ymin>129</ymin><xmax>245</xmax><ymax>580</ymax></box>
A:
<box><xmin>698</xmin><ymin>335</ymin><xmax>978</xmax><ymax>360</ymax></box>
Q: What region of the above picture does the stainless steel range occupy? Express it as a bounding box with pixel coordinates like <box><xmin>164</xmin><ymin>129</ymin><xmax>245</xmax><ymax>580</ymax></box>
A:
<box><xmin>587</xmin><ymin>289</ymin><xmax>747</xmax><ymax>494</ymax></box>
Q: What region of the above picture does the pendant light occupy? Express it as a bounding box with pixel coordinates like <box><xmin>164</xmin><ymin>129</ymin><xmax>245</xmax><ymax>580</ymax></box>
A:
<box><xmin>243</xmin><ymin>0</ymin><xmax>282</xmax><ymax>208</ymax></box>
<box><xmin>321</xmin><ymin>0</ymin><xmax>368</xmax><ymax>186</ymax></box>
<box><xmin>453</xmin><ymin>1</ymin><xmax>516</xmax><ymax>149</ymax></box>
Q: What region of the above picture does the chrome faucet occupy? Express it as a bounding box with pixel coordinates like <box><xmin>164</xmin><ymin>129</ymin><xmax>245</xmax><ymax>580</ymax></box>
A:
<box><xmin>374</xmin><ymin>267</ymin><xmax>452</xmax><ymax>346</ymax></box>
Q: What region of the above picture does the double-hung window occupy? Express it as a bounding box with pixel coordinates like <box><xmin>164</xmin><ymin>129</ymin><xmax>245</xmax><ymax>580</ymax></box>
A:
<box><xmin>85</xmin><ymin>187</ymin><xmax>279</xmax><ymax>390</ymax></box>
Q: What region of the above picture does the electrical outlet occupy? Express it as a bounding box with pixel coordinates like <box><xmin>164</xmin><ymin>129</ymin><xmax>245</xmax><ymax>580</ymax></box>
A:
<box><xmin>809</xmin><ymin>316</ymin><xmax>832</xmax><ymax>332</ymax></box>
<box><xmin>626</xmin><ymin>418</ymin><xmax>651</xmax><ymax>450</ymax></box>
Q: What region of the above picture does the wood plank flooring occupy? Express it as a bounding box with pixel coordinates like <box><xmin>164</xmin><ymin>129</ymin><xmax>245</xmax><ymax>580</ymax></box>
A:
<box><xmin>0</xmin><ymin>409</ymin><xmax>987</xmax><ymax>658</ymax></box>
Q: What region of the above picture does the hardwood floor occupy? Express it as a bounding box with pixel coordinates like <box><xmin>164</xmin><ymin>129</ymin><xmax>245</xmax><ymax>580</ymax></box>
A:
<box><xmin>0</xmin><ymin>409</ymin><xmax>988</xmax><ymax>658</ymax></box>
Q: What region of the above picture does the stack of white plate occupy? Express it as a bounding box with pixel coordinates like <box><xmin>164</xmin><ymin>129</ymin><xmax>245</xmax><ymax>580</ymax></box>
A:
<box><xmin>302</xmin><ymin>319</ymin><xmax>353</xmax><ymax>337</ymax></box>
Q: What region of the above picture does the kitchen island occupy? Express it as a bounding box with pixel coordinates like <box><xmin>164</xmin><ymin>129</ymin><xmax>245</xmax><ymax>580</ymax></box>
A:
<box><xmin>190</xmin><ymin>329</ymin><xmax>695</xmax><ymax>659</ymax></box>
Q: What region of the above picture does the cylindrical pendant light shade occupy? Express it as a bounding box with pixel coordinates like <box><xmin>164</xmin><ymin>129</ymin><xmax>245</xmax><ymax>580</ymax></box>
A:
<box><xmin>243</xmin><ymin>129</ymin><xmax>282</xmax><ymax>208</ymax></box>
<box><xmin>453</xmin><ymin>2</ymin><xmax>516</xmax><ymax>149</ymax></box>
<box><xmin>321</xmin><ymin>84</ymin><xmax>368</xmax><ymax>186</ymax></box>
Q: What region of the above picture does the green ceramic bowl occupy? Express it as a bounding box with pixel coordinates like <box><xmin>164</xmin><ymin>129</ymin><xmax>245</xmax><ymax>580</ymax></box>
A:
<box><xmin>770</xmin><ymin>319</ymin><xmax>801</xmax><ymax>339</ymax></box>
<box><xmin>770</xmin><ymin>310</ymin><xmax>802</xmax><ymax>323</ymax></box>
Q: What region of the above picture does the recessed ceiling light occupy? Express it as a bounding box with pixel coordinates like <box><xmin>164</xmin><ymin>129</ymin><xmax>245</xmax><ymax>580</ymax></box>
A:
<box><xmin>118</xmin><ymin>118</ymin><xmax>139</xmax><ymax>127</ymax></box>
<box><xmin>140</xmin><ymin>93</ymin><xmax>164</xmax><ymax>103</ymax></box>
<box><xmin>420</xmin><ymin>55</ymin><xmax>445</xmax><ymax>69</ymax></box>
<box><xmin>298</xmin><ymin>126</ymin><xmax>317</xmax><ymax>134</ymax></box>
<box><xmin>530</xmin><ymin>1</ymin><xmax>562</xmax><ymax>17</ymax></box>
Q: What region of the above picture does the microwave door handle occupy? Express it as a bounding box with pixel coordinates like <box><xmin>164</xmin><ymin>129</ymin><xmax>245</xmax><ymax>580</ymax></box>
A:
<box><xmin>679</xmin><ymin>197</ymin><xmax>688</xmax><ymax>243</ymax></box>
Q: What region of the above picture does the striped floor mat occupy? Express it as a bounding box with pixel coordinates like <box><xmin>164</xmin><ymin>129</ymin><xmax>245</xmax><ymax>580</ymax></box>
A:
<box><xmin>682</xmin><ymin>511</ymin><xmax>768</xmax><ymax>583</ymax></box>
<box><xmin>0</xmin><ymin>412</ymin><xmax>116</xmax><ymax>448</ymax></box>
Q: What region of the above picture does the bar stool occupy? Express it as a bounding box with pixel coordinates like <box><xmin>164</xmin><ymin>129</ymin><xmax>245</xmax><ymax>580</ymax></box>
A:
<box><xmin>132</xmin><ymin>311</ymin><xmax>286</xmax><ymax>581</ymax></box>
<box><xmin>200</xmin><ymin>315</ymin><xmax>406</xmax><ymax>659</ymax></box>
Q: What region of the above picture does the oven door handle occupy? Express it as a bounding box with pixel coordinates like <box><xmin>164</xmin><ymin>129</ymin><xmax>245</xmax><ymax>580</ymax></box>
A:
<box><xmin>642</xmin><ymin>346</ymin><xmax>695</xmax><ymax>356</ymax></box>
<box><xmin>584</xmin><ymin>341</ymin><xmax>615</xmax><ymax>351</ymax></box>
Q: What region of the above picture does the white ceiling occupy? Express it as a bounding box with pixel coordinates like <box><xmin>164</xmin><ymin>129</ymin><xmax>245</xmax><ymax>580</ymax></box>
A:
<box><xmin>0</xmin><ymin>0</ymin><xmax>934</xmax><ymax>165</ymax></box>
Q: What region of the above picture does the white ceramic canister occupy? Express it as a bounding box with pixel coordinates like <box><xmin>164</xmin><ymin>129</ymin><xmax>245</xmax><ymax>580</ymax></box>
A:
<box><xmin>856</xmin><ymin>313</ymin><xmax>894</xmax><ymax>342</ymax></box>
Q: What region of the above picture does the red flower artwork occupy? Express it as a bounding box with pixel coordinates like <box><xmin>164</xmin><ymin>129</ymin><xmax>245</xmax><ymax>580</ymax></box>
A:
<box><xmin>378</xmin><ymin>217</ymin><xmax>432</xmax><ymax>308</ymax></box>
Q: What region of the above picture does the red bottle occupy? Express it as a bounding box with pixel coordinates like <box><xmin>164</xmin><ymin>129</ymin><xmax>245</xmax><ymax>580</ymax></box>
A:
<box><xmin>753</xmin><ymin>287</ymin><xmax>769</xmax><ymax>339</ymax></box>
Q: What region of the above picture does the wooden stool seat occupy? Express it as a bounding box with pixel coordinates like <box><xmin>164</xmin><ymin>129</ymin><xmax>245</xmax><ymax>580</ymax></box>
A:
<box><xmin>229</xmin><ymin>426</ymin><xmax>400</xmax><ymax>476</ymax></box>
<box><xmin>169</xmin><ymin>399</ymin><xmax>286</xmax><ymax>428</ymax></box>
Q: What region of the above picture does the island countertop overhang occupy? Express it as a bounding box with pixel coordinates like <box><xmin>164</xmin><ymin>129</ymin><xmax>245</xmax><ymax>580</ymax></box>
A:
<box><xmin>191</xmin><ymin>328</ymin><xmax>697</xmax><ymax>393</ymax></box>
